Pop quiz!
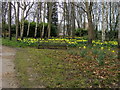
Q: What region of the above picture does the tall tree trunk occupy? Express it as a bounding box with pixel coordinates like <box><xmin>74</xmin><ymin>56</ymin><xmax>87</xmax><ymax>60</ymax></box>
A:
<box><xmin>8</xmin><ymin>2</ymin><xmax>12</xmax><ymax>40</ymax></box>
<box><xmin>65</xmin><ymin>3</ymin><xmax>70</xmax><ymax>37</ymax></box>
<box><xmin>2</xmin><ymin>2</ymin><xmax>6</xmax><ymax>39</ymax></box>
<box><xmin>34</xmin><ymin>3</ymin><xmax>39</xmax><ymax>38</ymax></box>
<box><xmin>21</xmin><ymin>2</ymin><xmax>25</xmax><ymax>40</ymax></box>
<box><xmin>71</xmin><ymin>2</ymin><xmax>75</xmax><ymax>38</ymax></box>
<box><xmin>85</xmin><ymin>2</ymin><xmax>95</xmax><ymax>45</ymax></box>
<box><xmin>63</xmin><ymin>2</ymin><xmax>66</xmax><ymax>37</ymax></box>
<box><xmin>21</xmin><ymin>12</ymin><xmax>24</xmax><ymax>40</ymax></box>
<box><xmin>27</xmin><ymin>21</ymin><xmax>30</xmax><ymax>37</ymax></box>
<box><xmin>109</xmin><ymin>2</ymin><xmax>112</xmax><ymax>40</ymax></box>
<box><xmin>83</xmin><ymin>14</ymin><xmax>86</xmax><ymax>29</ymax></box>
<box><xmin>16</xmin><ymin>2</ymin><xmax>19</xmax><ymax>41</ymax></box>
<box><xmin>41</xmin><ymin>3</ymin><xmax>46</xmax><ymax>39</ymax></box>
<box><xmin>118</xmin><ymin>3</ymin><xmax>120</xmax><ymax>59</ymax></box>
<box><xmin>102</xmin><ymin>2</ymin><xmax>106</xmax><ymax>42</ymax></box>
<box><xmin>47</xmin><ymin>2</ymin><xmax>52</xmax><ymax>39</ymax></box>
<box><xmin>109</xmin><ymin>2</ymin><xmax>112</xmax><ymax>31</ymax></box>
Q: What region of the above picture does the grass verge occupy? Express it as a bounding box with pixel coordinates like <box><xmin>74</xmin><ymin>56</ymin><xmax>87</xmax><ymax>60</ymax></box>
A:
<box><xmin>2</xmin><ymin>38</ymin><xmax>37</xmax><ymax>48</ymax></box>
<box><xmin>14</xmin><ymin>47</ymin><xmax>119</xmax><ymax>88</ymax></box>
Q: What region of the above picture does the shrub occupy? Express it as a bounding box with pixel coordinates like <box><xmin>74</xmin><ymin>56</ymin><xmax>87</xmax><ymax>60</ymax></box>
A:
<box><xmin>92</xmin><ymin>49</ymin><xmax>100</xmax><ymax>55</ymax></box>
<box><xmin>75</xmin><ymin>28</ymin><xmax>88</xmax><ymax>37</ymax></box>
<box><xmin>80</xmin><ymin>49</ymin><xmax>87</xmax><ymax>57</ymax></box>
<box><xmin>96</xmin><ymin>51</ymin><xmax>105</xmax><ymax>66</ymax></box>
<box><xmin>3</xmin><ymin>20</ymin><xmax>58</xmax><ymax>38</ymax></box>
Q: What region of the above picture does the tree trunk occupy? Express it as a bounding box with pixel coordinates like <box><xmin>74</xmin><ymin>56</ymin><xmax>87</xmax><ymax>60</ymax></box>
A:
<box><xmin>63</xmin><ymin>2</ymin><xmax>66</xmax><ymax>37</ymax></box>
<box><xmin>118</xmin><ymin>3</ymin><xmax>120</xmax><ymax>59</ymax></box>
<box><xmin>27</xmin><ymin>21</ymin><xmax>30</xmax><ymax>37</ymax></box>
<box><xmin>102</xmin><ymin>2</ymin><xmax>106</xmax><ymax>42</ymax></box>
<box><xmin>109</xmin><ymin>2</ymin><xmax>112</xmax><ymax>31</ymax></box>
<box><xmin>71</xmin><ymin>2</ymin><xmax>75</xmax><ymax>38</ymax></box>
<box><xmin>21</xmin><ymin>2</ymin><xmax>25</xmax><ymax>40</ymax></box>
<box><xmin>65</xmin><ymin>3</ymin><xmax>70</xmax><ymax>37</ymax></box>
<box><xmin>2</xmin><ymin>2</ymin><xmax>6</xmax><ymax>39</ymax></box>
<box><xmin>85</xmin><ymin>2</ymin><xmax>95</xmax><ymax>45</ymax></box>
<box><xmin>21</xmin><ymin>12</ymin><xmax>24</xmax><ymax>40</ymax></box>
<box><xmin>16</xmin><ymin>2</ymin><xmax>20</xmax><ymax>41</ymax></box>
<box><xmin>83</xmin><ymin>14</ymin><xmax>86</xmax><ymax>29</ymax></box>
<box><xmin>47</xmin><ymin>2</ymin><xmax>52</xmax><ymax>39</ymax></box>
<box><xmin>8</xmin><ymin>2</ymin><xmax>12</xmax><ymax>40</ymax></box>
<box><xmin>41</xmin><ymin>2</ymin><xmax>45</xmax><ymax>39</ymax></box>
<box><xmin>34</xmin><ymin>3</ymin><xmax>39</xmax><ymax>38</ymax></box>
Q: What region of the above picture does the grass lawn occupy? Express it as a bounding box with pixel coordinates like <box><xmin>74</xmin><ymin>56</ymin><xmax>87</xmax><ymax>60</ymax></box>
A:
<box><xmin>14</xmin><ymin>47</ymin><xmax>120</xmax><ymax>88</ymax></box>
<box><xmin>1</xmin><ymin>37</ymin><xmax>119</xmax><ymax>88</ymax></box>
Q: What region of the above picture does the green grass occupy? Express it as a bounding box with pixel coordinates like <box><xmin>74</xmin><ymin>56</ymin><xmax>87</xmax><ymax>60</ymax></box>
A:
<box><xmin>14</xmin><ymin>48</ymin><xmax>119</xmax><ymax>88</ymax></box>
<box><xmin>15</xmin><ymin>48</ymin><xmax>88</xmax><ymax>88</ymax></box>
<box><xmin>2</xmin><ymin>37</ymin><xmax>119</xmax><ymax>88</ymax></box>
<box><xmin>0</xmin><ymin>38</ymin><xmax>2</xmax><ymax>45</ymax></box>
<box><xmin>2</xmin><ymin>38</ymin><xmax>37</xmax><ymax>48</ymax></box>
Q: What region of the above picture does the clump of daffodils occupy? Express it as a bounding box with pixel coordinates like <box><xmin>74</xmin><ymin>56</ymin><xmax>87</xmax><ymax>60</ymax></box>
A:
<box><xmin>83</xmin><ymin>46</ymin><xmax>86</xmax><ymax>49</ymax></box>
<box><xmin>111</xmin><ymin>50</ymin><xmax>115</xmax><ymax>53</ymax></box>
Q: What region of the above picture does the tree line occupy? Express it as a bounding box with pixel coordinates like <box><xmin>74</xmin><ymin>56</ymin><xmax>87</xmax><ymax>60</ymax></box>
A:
<box><xmin>1</xmin><ymin>1</ymin><xmax>120</xmax><ymax>46</ymax></box>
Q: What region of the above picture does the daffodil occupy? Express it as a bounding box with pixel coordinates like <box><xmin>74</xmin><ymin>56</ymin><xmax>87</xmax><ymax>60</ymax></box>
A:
<box><xmin>83</xmin><ymin>46</ymin><xmax>86</xmax><ymax>49</ymax></box>
<box><xmin>111</xmin><ymin>50</ymin><xmax>115</xmax><ymax>53</ymax></box>
<box><xmin>101</xmin><ymin>47</ymin><xmax>104</xmax><ymax>50</ymax></box>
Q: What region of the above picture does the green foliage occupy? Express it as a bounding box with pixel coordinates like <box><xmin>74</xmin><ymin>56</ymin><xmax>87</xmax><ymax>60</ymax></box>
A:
<box><xmin>79</xmin><ymin>49</ymin><xmax>87</xmax><ymax>57</ymax></box>
<box><xmin>68</xmin><ymin>50</ymin><xmax>79</xmax><ymax>56</ymax></box>
<box><xmin>2</xmin><ymin>38</ymin><xmax>37</xmax><ymax>48</ymax></box>
<box><xmin>3</xmin><ymin>20</ymin><xmax>57</xmax><ymax>38</ymax></box>
<box><xmin>4</xmin><ymin>24</ymin><xmax>8</xmax><ymax>31</ymax></box>
<box><xmin>106</xmin><ymin>30</ymin><xmax>118</xmax><ymax>41</ymax></box>
<box><xmin>92</xmin><ymin>49</ymin><xmax>100</xmax><ymax>55</ymax></box>
<box><xmin>75</xmin><ymin>28</ymin><xmax>88</xmax><ymax>37</ymax></box>
<box><xmin>96</xmin><ymin>51</ymin><xmax>105</xmax><ymax>66</ymax></box>
<box><xmin>11</xmin><ymin>24</ymin><xmax>16</xmax><ymax>35</ymax></box>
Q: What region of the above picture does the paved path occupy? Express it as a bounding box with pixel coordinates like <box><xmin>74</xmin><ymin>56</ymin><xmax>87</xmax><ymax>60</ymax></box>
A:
<box><xmin>0</xmin><ymin>45</ymin><xmax>19</xmax><ymax>88</ymax></box>
<box><xmin>0</xmin><ymin>45</ymin><xmax>2</xmax><ymax>89</ymax></box>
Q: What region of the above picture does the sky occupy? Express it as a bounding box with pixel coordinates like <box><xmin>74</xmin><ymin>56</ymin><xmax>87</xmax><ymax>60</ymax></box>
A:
<box><xmin>1</xmin><ymin>0</ymin><xmax>120</xmax><ymax>2</ymax></box>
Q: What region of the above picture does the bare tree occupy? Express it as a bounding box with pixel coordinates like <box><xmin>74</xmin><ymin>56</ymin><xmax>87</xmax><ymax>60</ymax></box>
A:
<box><xmin>102</xmin><ymin>2</ymin><xmax>106</xmax><ymax>42</ymax></box>
<box><xmin>41</xmin><ymin>2</ymin><xmax>46</xmax><ymax>39</ymax></box>
<box><xmin>85</xmin><ymin>2</ymin><xmax>95</xmax><ymax>44</ymax></box>
<box><xmin>20</xmin><ymin>1</ymin><xmax>25</xmax><ymax>40</ymax></box>
<box><xmin>16</xmin><ymin>2</ymin><xmax>20</xmax><ymax>41</ymax></box>
<box><xmin>8</xmin><ymin>2</ymin><xmax>12</xmax><ymax>40</ymax></box>
<box><xmin>12</xmin><ymin>2</ymin><xmax>20</xmax><ymax>41</ymax></box>
<box><xmin>118</xmin><ymin>2</ymin><xmax>120</xmax><ymax>59</ymax></box>
<box><xmin>20</xmin><ymin>2</ymin><xmax>34</xmax><ymax>40</ymax></box>
<box><xmin>34</xmin><ymin>3</ymin><xmax>39</xmax><ymax>38</ymax></box>
<box><xmin>47</xmin><ymin>2</ymin><xmax>52</xmax><ymax>39</ymax></box>
<box><xmin>2</xmin><ymin>2</ymin><xmax>8</xmax><ymax>38</ymax></box>
<box><xmin>65</xmin><ymin>2</ymin><xmax>71</xmax><ymax>37</ymax></box>
<box><xmin>71</xmin><ymin>2</ymin><xmax>75</xmax><ymax>38</ymax></box>
<box><xmin>63</xmin><ymin>2</ymin><xmax>66</xmax><ymax>37</ymax></box>
<box><xmin>27</xmin><ymin>20</ymin><xmax>30</xmax><ymax>37</ymax></box>
<box><xmin>38</xmin><ymin>2</ymin><xmax>42</xmax><ymax>39</ymax></box>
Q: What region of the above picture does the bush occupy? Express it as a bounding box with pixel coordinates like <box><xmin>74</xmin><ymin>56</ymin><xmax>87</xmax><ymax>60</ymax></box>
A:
<box><xmin>75</xmin><ymin>28</ymin><xmax>88</xmax><ymax>37</ymax></box>
<box><xmin>22</xmin><ymin>20</ymin><xmax>57</xmax><ymax>38</ymax></box>
<box><xmin>3</xmin><ymin>20</ymin><xmax>58</xmax><ymax>38</ymax></box>
<box><xmin>79</xmin><ymin>49</ymin><xmax>87</xmax><ymax>57</ymax></box>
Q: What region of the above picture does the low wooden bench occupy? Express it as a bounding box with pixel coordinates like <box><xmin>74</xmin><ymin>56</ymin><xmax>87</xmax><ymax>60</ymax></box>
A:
<box><xmin>38</xmin><ymin>44</ymin><xmax>67</xmax><ymax>49</ymax></box>
<box><xmin>38</xmin><ymin>40</ymin><xmax>68</xmax><ymax>49</ymax></box>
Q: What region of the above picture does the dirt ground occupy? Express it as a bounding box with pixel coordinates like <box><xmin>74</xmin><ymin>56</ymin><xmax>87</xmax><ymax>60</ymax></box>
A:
<box><xmin>0</xmin><ymin>45</ymin><xmax>19</xmax><ymax>88</ymax></box>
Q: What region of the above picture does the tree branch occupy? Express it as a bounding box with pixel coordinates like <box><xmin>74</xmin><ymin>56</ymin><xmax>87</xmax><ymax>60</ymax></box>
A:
<box><xmin>73</xmin><ymin>3</ymin><xmax>87</xmax><ymax>13</ymax></box>
<box><xmin>24</xmin><ymin>2</ymin><xmax>34</xmax><ymax>19</ymax></box>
